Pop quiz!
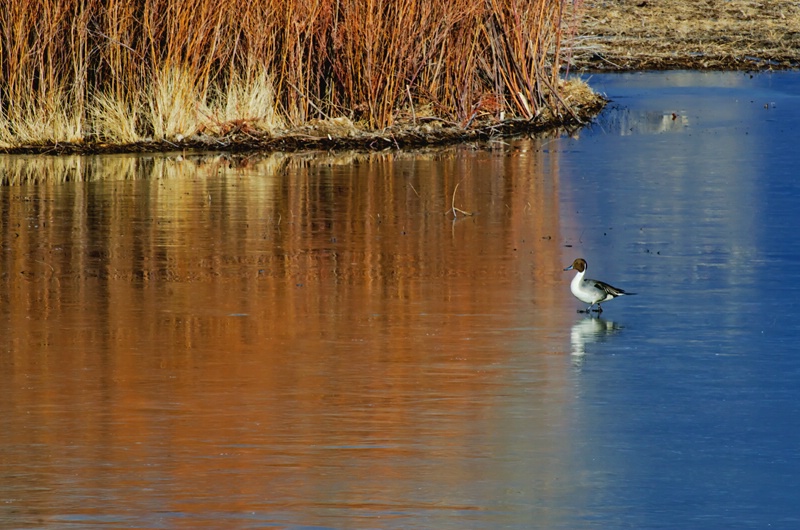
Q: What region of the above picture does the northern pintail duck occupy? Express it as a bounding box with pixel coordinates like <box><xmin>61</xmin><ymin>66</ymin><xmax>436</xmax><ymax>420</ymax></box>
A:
<box><xmin>563</xmin><ymin>258</ymin><xmax>635</xmax><ymax>313</ymax></box>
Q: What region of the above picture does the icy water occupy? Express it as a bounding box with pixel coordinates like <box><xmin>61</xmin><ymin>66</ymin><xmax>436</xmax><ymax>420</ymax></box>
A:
<box><xmin>1</xmin><ymin>71</ymin><xmax>799</xmax><ymax>528</ymax></box>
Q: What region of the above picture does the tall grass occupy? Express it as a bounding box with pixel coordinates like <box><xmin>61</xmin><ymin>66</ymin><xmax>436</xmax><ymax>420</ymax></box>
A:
<box><xmin>0</xmin><ymin>0</ymin><xmax>584</xmax><ymax>146</ymax></box>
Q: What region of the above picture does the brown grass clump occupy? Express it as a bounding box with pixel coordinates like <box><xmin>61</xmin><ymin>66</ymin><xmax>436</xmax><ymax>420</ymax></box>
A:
<box><xmin>0</xmin><ymin>0</ymin><xmax>595</xmax><ymax>152</ymax></box>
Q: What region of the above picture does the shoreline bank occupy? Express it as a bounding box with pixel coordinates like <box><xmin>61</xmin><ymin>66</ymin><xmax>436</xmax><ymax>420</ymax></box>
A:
<box><xmin>2</xmin><ymin>0</ymin><xmax>796</xmax><ymax>156</ymax></box>
<box><xmin>572</xmin><ymin>0</ymin><xmax>800</xmax><ymax>71</ymax></box>
<box><xmin>0</xmin><ymin>102</ymin><xmax>604</xmax><ymax>157</ymax></box>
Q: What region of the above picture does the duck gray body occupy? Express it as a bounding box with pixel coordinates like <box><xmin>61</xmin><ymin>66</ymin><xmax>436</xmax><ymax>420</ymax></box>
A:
<box><xmin>563</xmin><ymin>258</ymin><xmax>635</xmax><ymax>313</ymax></box>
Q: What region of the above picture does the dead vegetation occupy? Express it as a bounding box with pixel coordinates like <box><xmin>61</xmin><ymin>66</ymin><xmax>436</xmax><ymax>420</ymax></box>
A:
<box><xmin>5</xmin><ymin>80</ymin><xmax>602</xmax><ymax>156</ymax></box>
<box><xmin>571</xmin><ymin>0</ymin><xmax>800</xmax><ymax>70</ymax></box>
<box><xmin>0</xmin><ymin>0</ymin><xmax>600</xmax><ymax>154</ymax></box>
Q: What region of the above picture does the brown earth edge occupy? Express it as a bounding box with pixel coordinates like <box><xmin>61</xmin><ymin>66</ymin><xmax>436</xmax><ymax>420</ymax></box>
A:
<box><xmin>4</xmin><ymin>0</ymin><xmax>797</xmax><ymax>156</ymax></box>
<box><xmin>0</xmin><ymin>103</ymin><xmax>605</xmax><ymax>157</ymax></box>
<box><xmin>571</xmin><ymin>0</ymin><xmax>800</xmax><ymax>71</ymax></box>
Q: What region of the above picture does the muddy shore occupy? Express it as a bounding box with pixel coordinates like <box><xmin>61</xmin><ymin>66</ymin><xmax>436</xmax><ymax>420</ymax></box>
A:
<box><xmin>572</xmin><ymin>0</ymin><xmax>800</xmax><ymax>71</ymax></box>
<box><xmin>2</xmin><ymin>111</ymin><xmax>603</xmax><ymax>157</ymax></box>
<box><xmin>2</xmin><ymin>83</ymin><xmax>604</xmax><ymax>157</ymax></box>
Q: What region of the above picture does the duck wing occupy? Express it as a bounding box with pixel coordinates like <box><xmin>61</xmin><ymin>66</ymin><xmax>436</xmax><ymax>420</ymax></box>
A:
<box><xmin>593</xmin><ymin>280</ymin><xmax>635</xmax><ymax>297</ymax></box>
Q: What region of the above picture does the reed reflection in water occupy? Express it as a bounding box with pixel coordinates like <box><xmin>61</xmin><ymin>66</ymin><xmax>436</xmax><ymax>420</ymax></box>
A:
<box><xmin>0</xmin><ymin>145</ymin><xmax>584</xmax><ymax>528</ymax></box>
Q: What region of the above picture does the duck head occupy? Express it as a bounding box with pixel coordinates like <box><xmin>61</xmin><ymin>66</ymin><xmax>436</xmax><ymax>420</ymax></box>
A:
<box><xmin>563</xmin><ymin>258</ymin><xmax>587</xmax><ymax>272</ymax></box>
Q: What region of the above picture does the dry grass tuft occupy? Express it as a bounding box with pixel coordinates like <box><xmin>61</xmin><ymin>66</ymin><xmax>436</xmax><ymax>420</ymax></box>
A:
<box><xmin>202</xmin><ymin>69</ymin><xmax>285</xmax><ymax>136</ymax></box>
<box><xmin>147</xmin><ymin>67</ymin><xmax>203</xmax><ymax>141</ymax></box>
<box><xmin>90</xmin><ymin>92</ymin><xmax>141</xmax><ymax>144</ymax></box>
<box><xmin>2</xmin><ymin>94</ymin><xmax>85</xmax><ymax>146</ymax></box>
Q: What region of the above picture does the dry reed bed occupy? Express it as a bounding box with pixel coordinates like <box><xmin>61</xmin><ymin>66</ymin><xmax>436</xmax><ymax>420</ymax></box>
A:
<box><xmin>0</xmin><ymin>0</ymin><xmax>600</xmax><ymax>153</ymax></box>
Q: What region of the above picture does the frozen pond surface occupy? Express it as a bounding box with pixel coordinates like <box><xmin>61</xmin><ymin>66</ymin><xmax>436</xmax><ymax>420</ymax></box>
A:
<box><xmin>554</xmin><ymin>71</ymin><xmax>800</xmax><ymax>528</ymax></box>
<box><xmin>1</xmin><ymin>71</ymin><xmax>800</xmax><ymax>528</ymax></box>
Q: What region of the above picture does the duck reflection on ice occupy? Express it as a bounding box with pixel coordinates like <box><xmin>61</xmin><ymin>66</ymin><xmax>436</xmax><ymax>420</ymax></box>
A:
<box><xmin>570</xmin><ymin>316</ymin><xmax>622</xmax><ymax>363</ymax></box>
